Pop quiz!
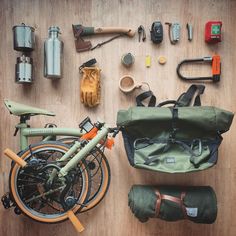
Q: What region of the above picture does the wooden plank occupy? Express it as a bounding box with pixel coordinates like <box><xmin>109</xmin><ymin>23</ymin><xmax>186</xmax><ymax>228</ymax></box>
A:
<box><xmin>0</xmin><ymin>0</ymin><xmax>236</xmax><ymax>235</ymax></box>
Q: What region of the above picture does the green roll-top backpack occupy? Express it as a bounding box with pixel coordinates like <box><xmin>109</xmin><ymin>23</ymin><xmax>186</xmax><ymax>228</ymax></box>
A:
<box><xmin>117</xmin><ymin>85</ymin><xmax>234</xmax><ymax>173</ymax></box>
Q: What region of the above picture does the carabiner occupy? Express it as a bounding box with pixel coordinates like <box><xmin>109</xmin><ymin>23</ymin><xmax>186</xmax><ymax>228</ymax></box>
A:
<box><xmin>176</xmin><ymin>55</ymin><xmax>221</xmax><ymax>82</ymax></box>
<box><xmin>190</xmin><ymin>139</ymin><xmax>202</xmax><ymax>157</ymax></box>
<box><xmin>138</xmin><ymin>25</ymin><xmax>146</xmax><ymax>42</ymax></box>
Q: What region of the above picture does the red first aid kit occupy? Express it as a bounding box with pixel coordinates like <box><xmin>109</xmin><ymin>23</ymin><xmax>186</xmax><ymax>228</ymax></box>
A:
<box><xmin>205</xmin><ymin>21</ymin><xmax>222</xmax><ymax>43</ymax></box>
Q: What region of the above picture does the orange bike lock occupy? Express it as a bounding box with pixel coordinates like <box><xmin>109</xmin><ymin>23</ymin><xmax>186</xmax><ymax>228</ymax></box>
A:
<box><xmin>177</xmin><ymin>55</ymin><xmax>221</xmax><ymax>82</ymax></box>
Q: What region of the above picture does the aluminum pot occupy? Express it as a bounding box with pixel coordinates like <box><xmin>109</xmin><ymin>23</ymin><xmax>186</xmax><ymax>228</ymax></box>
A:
<box><xmin>12</xmin><ymin>23</ymin><xmax>35</xmax><ymax>52</ymax></box>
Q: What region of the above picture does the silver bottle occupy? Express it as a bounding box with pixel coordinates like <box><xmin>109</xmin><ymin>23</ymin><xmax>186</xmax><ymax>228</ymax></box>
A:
<box><xmin>44</xmin><ymin>26</ymin><xmax>63</xmax><ymax>79</ymax></box>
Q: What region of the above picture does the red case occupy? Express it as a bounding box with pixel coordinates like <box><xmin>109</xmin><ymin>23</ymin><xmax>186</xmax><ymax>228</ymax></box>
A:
<box><xmin>205</xmin><ymin>21</ymin><xmax>222</xmax><ymax>43</ymax></box>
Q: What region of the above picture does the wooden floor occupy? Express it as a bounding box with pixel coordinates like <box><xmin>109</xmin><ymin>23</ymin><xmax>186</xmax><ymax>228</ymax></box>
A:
<box><xmin>0</xmin><ymin>0</ymin><xmax>236</xmax><ymax>235</ymax></box>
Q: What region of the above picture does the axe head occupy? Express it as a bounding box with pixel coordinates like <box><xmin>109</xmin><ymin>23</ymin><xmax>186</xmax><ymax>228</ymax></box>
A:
<box><xmin>72</xmin><ymin>24</ymin><xmax>92</xmax><ymax>52</ymax></box>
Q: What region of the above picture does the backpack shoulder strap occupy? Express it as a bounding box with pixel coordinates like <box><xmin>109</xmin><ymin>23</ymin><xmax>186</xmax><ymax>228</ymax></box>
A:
<box><xmin>136</xmin><ymin>90</ymin><xmax>156</xmax><ymax>107</ymax></box>
<box><xmin>176</xmin><ymin>84</ymin><xmax>205</xmax><ymax>107</ymax></box>
<box><xmin>136</xmin><ymin>84</ymin><xmax>205</xmax><ymax>107</ymax></box>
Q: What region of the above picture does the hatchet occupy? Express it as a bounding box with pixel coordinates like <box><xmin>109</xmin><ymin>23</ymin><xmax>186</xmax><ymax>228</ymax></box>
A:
<box><xmin>72</xmin><ymin>24</ymin><xmax>136</xmax><ymax>52</ymax></box>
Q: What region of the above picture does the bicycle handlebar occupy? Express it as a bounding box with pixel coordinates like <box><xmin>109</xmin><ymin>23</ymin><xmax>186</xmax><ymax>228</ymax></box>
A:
<box><xmin>108</xmin><ymin>127</ymin><xmax>120</xmax><ymax>138</ymax></box>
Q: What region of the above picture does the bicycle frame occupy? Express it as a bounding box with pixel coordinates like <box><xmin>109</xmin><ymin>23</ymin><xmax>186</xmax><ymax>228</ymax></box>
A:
<box><xmin>17</xmin><ymin>122</ymin><xmax>83</xmax><ymax>150</ymax></box>
<box><xmin>15</xmin><ymin>120</ymin><xmax>110</xmax><ymax>177</ymax></box>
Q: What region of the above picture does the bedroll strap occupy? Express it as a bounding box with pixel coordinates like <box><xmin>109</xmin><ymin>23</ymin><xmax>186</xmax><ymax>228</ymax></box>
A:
<box><xmin>155</xmin><ymin>189</ymin><xmax>187</xmax><ymax>218</ymax></box>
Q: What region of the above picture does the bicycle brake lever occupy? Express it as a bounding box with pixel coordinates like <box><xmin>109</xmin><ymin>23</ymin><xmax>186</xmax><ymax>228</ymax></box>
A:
<box><xmin>112</xmin><ymin>128</ymin><xmax>120</xmax><ymax>138</ymax></box>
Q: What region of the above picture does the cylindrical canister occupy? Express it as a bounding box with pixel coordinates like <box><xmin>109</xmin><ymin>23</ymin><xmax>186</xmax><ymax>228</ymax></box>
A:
<box><xmin>44</xmin><ymin>26</ymin><xmax>63</xmax><ymax>79</ymax></box>
<box><xmin>15</xmin><ymin>55</ymin><xmax>33</xmax><ymax>83</ymax></box>
<box><xmin>121</xmin><ymin>53</ymin><xmax>135</xmax><ymax>67</ymax></box>
<box><xmin>12</xmin><ymin>23</ymin><xmax>35</xmax><ymax>52</ymax></box>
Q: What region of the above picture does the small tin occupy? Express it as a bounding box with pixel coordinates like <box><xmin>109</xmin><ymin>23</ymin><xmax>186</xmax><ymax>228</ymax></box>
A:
<box><xmin>121</xmin><ymin>53</ymin><xmax>135</xmax><ymax>67</ymax></box>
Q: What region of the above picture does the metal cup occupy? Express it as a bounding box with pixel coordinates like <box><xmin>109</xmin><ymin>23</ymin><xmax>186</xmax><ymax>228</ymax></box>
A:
<box><xmin>12</xmin><ymin>23</ymin><xmax>35</xmax><ymax>52</ymax></box>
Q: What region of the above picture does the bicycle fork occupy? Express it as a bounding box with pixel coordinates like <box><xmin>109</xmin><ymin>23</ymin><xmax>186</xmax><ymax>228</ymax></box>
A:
<box><xmin>58</xmin><ymin>125</ymin><xmax>109</xmax><ymax>177</ymax></box>
<box><xmin>47</xmin><ymin>125</ymin><xmax>110</xmax><ymax>196</ymax></box>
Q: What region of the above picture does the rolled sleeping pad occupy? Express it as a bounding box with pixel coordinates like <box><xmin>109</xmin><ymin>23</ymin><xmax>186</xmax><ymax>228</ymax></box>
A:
<box><xmin>128</xmin><ymin>185</ymin><xmax>217</xmax><ymax>224</ymax></box>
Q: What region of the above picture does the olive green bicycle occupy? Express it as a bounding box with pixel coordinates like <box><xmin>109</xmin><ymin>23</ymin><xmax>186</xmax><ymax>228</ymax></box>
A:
<box><xmin>1</xmin><ymin>100</ymin><xmax>119</xmax><ymax>232</ymax></box>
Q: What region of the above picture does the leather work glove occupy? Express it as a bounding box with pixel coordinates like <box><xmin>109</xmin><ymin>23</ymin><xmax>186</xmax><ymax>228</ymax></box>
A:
<box><xmin>80</xmin><ymin>67</ymin><xmax>101</xmax><ymax>107</ymax></box>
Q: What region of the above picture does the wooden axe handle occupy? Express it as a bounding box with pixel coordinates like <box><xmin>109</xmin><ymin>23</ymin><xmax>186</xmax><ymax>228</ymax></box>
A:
<box><xmin>72</xmin><ymin>25</ymin><xmax>136</xmax><ymax>38</ymax></box>
<box><xmin>93</xmin><ymin>27</ymin><xmax>135</xmax><ymax>37</ymax></box>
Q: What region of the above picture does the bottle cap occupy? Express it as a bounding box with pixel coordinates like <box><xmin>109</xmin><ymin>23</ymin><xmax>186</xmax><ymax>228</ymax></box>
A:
<box><xmin>158</xmin><ymin>56</ymin><xmax>167</xmax><ymax>65</ymax></box>
<box><xmin>48</xmin><ymin>26</ymin><xmax>60</xmax><ymax>33</ymax></box>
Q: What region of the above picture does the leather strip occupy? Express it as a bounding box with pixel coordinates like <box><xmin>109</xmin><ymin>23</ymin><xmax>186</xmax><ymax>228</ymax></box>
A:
<box><xmin>91</xmin><ymin>31</ymin><xmax>129</xmax><ymax>51</ymax></box>
<box><xmin>180</xmin><ymin>192</ymin><xmax>188</xmax><ymax>218</ymax></box>
<box><xmin>157</xmin><ymin>191</ymin><xmax>187</xmax><ymax>219</ymax></box>
<box><xmin>161</xmin><ymin>194</ymin><xmax>182</xmax><ymax>204</ymax></box>
<box><xmin>155</xmin><ymin>190</ymin><xmax>161</xmax><ymax>217</ymax></box>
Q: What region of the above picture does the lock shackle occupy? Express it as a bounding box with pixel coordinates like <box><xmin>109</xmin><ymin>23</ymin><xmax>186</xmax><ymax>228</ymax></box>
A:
<box><xmin>176</xmin><ymin>55</ymin><xmax>221</xmax><ymax>82</ymax></box>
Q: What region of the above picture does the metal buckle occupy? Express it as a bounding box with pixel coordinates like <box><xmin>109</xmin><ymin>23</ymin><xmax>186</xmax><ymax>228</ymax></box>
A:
<box><xmin>134</xmin><ymin>138</ymin><xmax>151</xmax><ymax>150</ymax></box>
<box><xmin>191</xmin><ymin>139</ymin><xmax>202</xmax><ymax>156</ymax></box>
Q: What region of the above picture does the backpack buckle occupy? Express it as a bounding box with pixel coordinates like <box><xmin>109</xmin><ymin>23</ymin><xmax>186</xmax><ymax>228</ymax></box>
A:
<box><xmin>191</xmin><ymin>139</ymin><xmax>202</xmax><ymax>157</ymax></box>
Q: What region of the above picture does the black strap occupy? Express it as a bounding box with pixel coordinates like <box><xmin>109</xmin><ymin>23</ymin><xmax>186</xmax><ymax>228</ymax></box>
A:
<box><xmin>91</xmin><ymin>31</ymin><xmax>130</xmax><ymax>51</ymax></box>
<box><xmin>169</xmin><ymin>107</ymin><xmax>179</xmax><ymax>140</ymax></box>
<box><xmin>144</xmin><ymin>139</ymin><xmax>200</xmax><ymax>165</ymax></box>
<box><xmin>136</xmin><ymin>90</ymin><xmax>156</xmax><ymax>107</ymax></box>
<box><xmin>79</xmin><ymin>58</ymin><xmax>97</xmax><ymax>71</ymax></box>
<box><xmin>136</xmin><ymin>84</ymin><xmax>204</xmax><ymax>108</ymax></box>
<box><xmin>176</xmin><ymin>84</ymin><xmax>205</xmax><ymax>107</ymax></box>
<box><xmin>157</xmin><ymin>100</ymin><xmax>180</xmax><ymax>107</ymax></box>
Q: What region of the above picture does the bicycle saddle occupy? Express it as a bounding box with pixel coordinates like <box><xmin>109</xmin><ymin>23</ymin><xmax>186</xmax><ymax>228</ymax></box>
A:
<box><xmin>4</xmin><ymin>99</ymin><xmax>55</xmax><ymax>117</ymax></box>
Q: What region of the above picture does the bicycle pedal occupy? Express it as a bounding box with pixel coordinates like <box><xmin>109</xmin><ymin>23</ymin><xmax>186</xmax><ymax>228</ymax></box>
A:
<box><xmin>14</xmin><ymin>206</ymin><xmax>22</xmax><ymax>215</ymax></box>
<box><xmin>1</xmin><ymin>193</ymin><xmax>13</xmax><ymax>209</ymax></box>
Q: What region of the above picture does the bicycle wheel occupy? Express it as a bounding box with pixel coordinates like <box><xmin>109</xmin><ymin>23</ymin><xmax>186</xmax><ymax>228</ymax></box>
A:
<box><xmin>9</xmin><ymin>141</ymin><xmax>90</xmax><ymax>223</ymax></box>
<box><xmin>57</xmin><ymin>137</ymin><xmax>111</xmax><ymax>212</ymax></box>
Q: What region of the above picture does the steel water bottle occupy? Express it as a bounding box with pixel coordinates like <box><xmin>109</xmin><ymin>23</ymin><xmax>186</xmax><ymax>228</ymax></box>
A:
<box><xmin>44</xmin><ymin>26</ymin><xmax>63</xmax><ymax>79</ymax></box>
